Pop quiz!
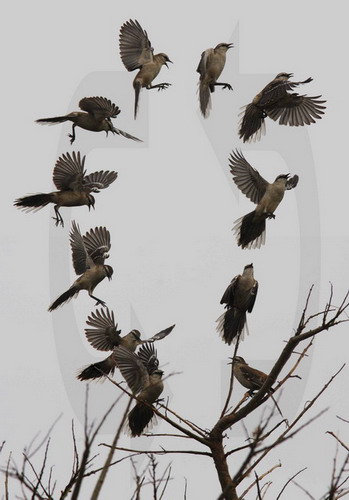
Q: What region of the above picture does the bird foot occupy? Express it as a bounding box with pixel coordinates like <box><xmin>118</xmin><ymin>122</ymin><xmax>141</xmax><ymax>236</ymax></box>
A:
<box><xmin>222</xmin><ymin>83</ymin><xmax>233</xmax><ymax>91</ymax></box>
<box><xmin>157</xmin><ymin>83</ymin><xmax>171</xmax><ymax>91</ymax></box>
<box><xmin>94</xmin><ymin>299</ymin><xmax>107</xmax><ymax>307</ymax></box>
<box><xmin>267</xmin><ymin>213</ymin><xmax>275</xmax><ymax>220</ymax></box>
<box><xmin>68</xmin><ymin>133</ymin><xmax>75</xmax><ymax>144</ymax></box>
<box><xmin>52</xmin><ymin>216</ymin><xmax>64</xmax><ymax>227</ymax></box>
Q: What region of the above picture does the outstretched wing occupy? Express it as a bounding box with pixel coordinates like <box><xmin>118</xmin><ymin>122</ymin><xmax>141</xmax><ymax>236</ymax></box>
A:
<box><xmin>220</xmin><ymin>276</ymin><xmax>239</xmax><ymax>306</ymax></box>
<box><xmin>53</xmin><ymin>151</ymin><xmax>85</xmax><ymax>191</ymax></box>
<box><xmin>266</xmin><ymin>94</ymin><xmax>326</xmax><ymax>126</ymax></box>
<box><xmin>113</xmin><ymin>346</ymin><xmax>148</xmax><ymax>394</ymax></box>
<box><xmin>83</xmin><ymin>226</ymin><xmax>111</xmax><ymax>263</ymax></box>
<box><xmin>83</xmin><ymin>170</ymin><xmax>118</xmax><ymax>191</ymax></box>
<box><xmin>229</xmin><ymin>150</ymin><xmax>268</xmax><ymax>204</ymax></box>
<box><xmin>119</xmin><ymin>19</ymin><xmax>153</xmax><ymax>71</ymax></box>
<box><xmin>70</xmin><ymin>221</ymin><xmax>92</xmax><ymax>275</ymax></box>
<box><xmin>79</xmin><ymin>96</ymin><xmax>121</xmax><ymax>120</ymax></box>
<box><xmin>146</xmin><ymin>324</ymin><xmax>175</xmax><ymax>343</ymax></box>
<box><xmin>85</xmin><ymin>308</ymin><xmax>121</xmax><ymax>351</ymax></box>
<box><xmin>137</xmin><ymin>343</ymin><xmax>159</xmax><ymax>374</ymax></box>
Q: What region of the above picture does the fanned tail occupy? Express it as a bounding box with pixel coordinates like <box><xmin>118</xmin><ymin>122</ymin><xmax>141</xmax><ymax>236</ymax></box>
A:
<box><xmin>77</xmin><ymin>355</ymin><xmax>116</xmax><ymax>381</ymax></box>
<box><xmin>128</xmin><ymin>403</ymin><xmax>155</xmax><ymax>437</ymax></box>
<box><xmin>239</xmin><ymin>103</ymin><xmax>266</xmax><ymax>143</ymax></box>
<box><xmin>233</xmin><ymin>211</ymin><xmax>267</xmax><ymax>249</ymax></box>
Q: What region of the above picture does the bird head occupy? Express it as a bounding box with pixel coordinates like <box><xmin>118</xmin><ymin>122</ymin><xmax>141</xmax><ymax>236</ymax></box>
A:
<box><xmin>230</xmin><ymin>356</ymin><xmax>247</xmax><ymax>366</ymax></box>
<box><xmin>275</xmin><ymin>173</ymin><xmax>290</xmax><ymax>183</ymax></box>
<box><xmin>215</xmin><ymin>42</ymin><xmax>234</xmax><ymax>51</ymax></box>
<box><xmin>276</xmin><ymin>72</ymin><xmax>293</xmax><ymax>79</ymax></box>
<box><xmin>158</xmin><ymin>53</ymin><xmax>173</xmax><ymax>67</ymax></box>
<box><xmin>131</xmin><ymin>329</ymin><xmax>142</xmax><ymax>343</ymax></box>
<box><xmin>87</xmin><ymin>194</ymin><xmax>96</xmax><ymax>211</ymax></box>
<box><xmin>104</xmin><ymin>265</ymin><xmax>114</xmax><ymax>281</ymax></box>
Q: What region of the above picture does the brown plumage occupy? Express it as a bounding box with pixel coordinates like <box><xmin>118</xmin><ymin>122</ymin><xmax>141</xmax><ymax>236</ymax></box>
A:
<box><xmin>119</xmin><ymin>20</ymin><xmax>172</xmax><ymax>118</ymax></box>
<box><xmin>14</xmin><ymin>152</ymin><xmax>117</xmax><ymax>227</ymax></box>
<box><xmin>197</xmin><ymin>42</ymin><xmax>233</xmax><ymax>117</ymax></box>
<box><xmin>48</xmin><ymin>222</ymin><xmax>113</xmax><ymax>311</ymax></box>
<box><xmin>239</xmin><ymin>73</ymin><xmax>326</xmax><ymax>142</ymax></box>
<box><xmin>36</xmin><ymin>96</ymin><xmax>142</xmax><ymax>143</ymax></box>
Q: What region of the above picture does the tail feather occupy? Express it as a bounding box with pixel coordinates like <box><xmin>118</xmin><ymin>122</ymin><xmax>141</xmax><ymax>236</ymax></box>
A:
<box><xmin>216</xmin><ymin>308</ymin><xmax>247</xmax><ymax>345</ymax></box>
<box><xmin>48</xmin><ymin>286</ymin><xmax>79</xmax><ymax>312</ymax></box>
<box><xmin>77</xmin><ymin>355</ymin><xmax>116</xmax><ymax>381</ymax></box>
<box><xmin>199</xmin><ymin>82</ymin><xmax>211</xmax><ymax>118</ymax></box>
<box><xmin>14</xmin><ymin>193</ymin><xmax>52</xmax><ymax>213</ymax></box>
<box><xmin>233</xmin><ymin>211</ymin><xmax>267</xmax><ymax>249</ymax></box>
<box><xmin>36</xmin><ymin>116</ymin><xmax>70</xmax><ymax>125</ymax></box>
<box><xmin>128</xmin><ymin>403</ymin><xmax>155</xmax><ymax>437</ymax></box>
<box><xmin>239</xmin><ymin>103</ymin><xmax>266</xmax><ymax>143</ymax></box>
<box><xmin>134</xmin><ymin>81</ymin><xmax>141</xmax><ymax>119</ymax></box>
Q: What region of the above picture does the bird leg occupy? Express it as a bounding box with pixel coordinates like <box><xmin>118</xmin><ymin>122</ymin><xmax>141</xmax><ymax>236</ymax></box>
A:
<box><xmin>52</xmin><ymin>206</ymin><xmax>64</xmax><ymax>227</ymax></box>
<box><xmin>214</xmin><ymin>82</ymin><xmax>233</xmax><ymax>91</ymax></box>
<box><xmin>147</xmin><ymin>83</ymin><xmax>171</xmax><ymax>92</ymax></box>
<box><xmin>68</xmin><ymin>124</ymin><xmax>76</xmax><ymax>144</ymax></box>
<box><xmin>89</xmin><ymin>293</ymin><xmax>107</xmax><ymax>307</ymax></box>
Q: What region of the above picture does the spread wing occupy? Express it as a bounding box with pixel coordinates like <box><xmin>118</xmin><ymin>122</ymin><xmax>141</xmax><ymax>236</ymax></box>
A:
<box><xmin>137</xmin><ymin>343</ymin><xmax>159</xmax><ymax>374</ymax></box>
<box><xmin>113</xmin><ymin>346</ymin><xmax>148</xmax><ymax>394</ymax></box>
<box><xmin>146</xmin><ymin>324</ymin><xmax>175</xmax><ymax>343</ymax></box>
<box><xmin>79</xmin><ymin>96</ymin><xmax>121</xmax><ymax>120</ymax></box>
<box><xmin>83</xmin><ymin>170</ymin><xmax>118</xmax><ymax>191</ymax></box>
<box><xmin>266</xmin><ymin>94</ymin><xmax>326</xmax><ymax>126</ymax></box>
<box><xmin>220</xmin><ymin>275</ymin><xmax>239</xmax><ymax>306</ymax></box>
<box><xmin>83</xmin><ymin>226</ymin><xmax>111</xmax><ymax>264</ymax></box>
<box><xmin>229</xmin><ymin>150</ymin><xmax>269</xmax><ymax>204</ymax></box>
<box><xmin>53</xmin><ymin>151</ymin><xmax>85</xmax><ymax>191</ymax></box>
<box><xmin>119</xmin><ymin>19</ymin><xmax>153</xmax><ymax>71</ymax></box>
<box><xmin>196</xmin><ymin>48</ymin><xmax>213</xmax><ymax>77</ymax></box>
<box><xmin>247</xmin><ymin>281</ymin><xmax>258</xmax><ymax>313</ymax></box>
<box><xmin>84</xmin><ymin>308</ymin><xmax>121</xmax><ymax>351</ymax></box>
<box><xmin>70</xmin><ymin>221</ymin><xmax>92</xmax><ymax>275</ymax></box>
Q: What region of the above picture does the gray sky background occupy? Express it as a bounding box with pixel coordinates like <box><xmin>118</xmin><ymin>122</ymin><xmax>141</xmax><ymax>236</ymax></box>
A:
<box><xmin>1</xmin><ymin>1</ymin><xmax>349</xmax><ymax>498</ymax></box>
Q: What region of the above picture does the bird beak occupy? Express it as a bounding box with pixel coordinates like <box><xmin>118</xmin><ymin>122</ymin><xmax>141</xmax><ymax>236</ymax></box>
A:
<box><xmin>287</xmin><ymin>73</ymin><xmax>294</xmax><ymax>78</ymax></box>
<box><xmin>285</xmin><ymin>173</ymin><xmax>290</xmax><ymax>178</ymax></box>
<box><xmin>227</xmin><ymin>43</ymin><xmax>234</xmax><ymax>49</ymax></box>
<box><xmin>165</xmin><ymin>59</ymin><xmax>173</xmax><ymax>68</ymax></box>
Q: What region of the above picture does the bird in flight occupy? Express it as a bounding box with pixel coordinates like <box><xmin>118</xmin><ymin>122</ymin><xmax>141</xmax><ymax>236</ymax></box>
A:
<box><xmin>36</xmin><ymin>96</ymin><xmax>142</xmax><ymax>144</ymax></box>
<box><xmin>48</xmin><ymin>221</ymin><xmax>113</xmax><ymax>311</ymax></box>
<box><xmin>217</xmin><ymin>264</ymin><xmax>258</xmax><ymax>345</ymax></box>
<box><xmin>239</xmin><ymin>73</ymin><xmax>326</xmax><ymax>142</ymax></box>
<box><xmin>119</xmin><ymin>19</ymin><xmax>172</xmax><ymax>118</ymax></box>
<box><xmin>197</xmin><ymin>42</ymin><xmax>233</xmax><ymax>117</ymax></box>
<box><xmin>114</xmin><ymin>343</ymin><xmax>165</xmax><ymax>436</ymax></box>
<box><xmin>77</xmin><ymin>307</ymin><xmax>175</xmax><ymax>381</ymax></box>
<box><xmin>14</xmin><ymin>151</ymin><xmax>117</xmax><ymax>227</ymax></box>
<box><xmin>230</xmin><ymin>149</ymin><xmax>299</xmax><ymax>249</ymax></box>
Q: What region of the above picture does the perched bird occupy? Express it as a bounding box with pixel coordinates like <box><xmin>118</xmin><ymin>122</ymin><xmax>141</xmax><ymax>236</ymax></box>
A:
<box><xmin>119</xmin><ymin>19</ymin><xmax>172</xmax><ymax>118</ymax></box>
<box><xmin>217</xmin><ymin>264</ymin><xmax>258</xmax><ymax>344</ymax></box>
<box><xmin>14</xmin><ymin>151</ymin><xmax>117</xmax><ymax>227</ymax></box>
<box><xmin>77</xmin><ymin>307</ymin><xmax>175</xmax><ymax>381</ymax></box>
<box><xmin>48</xmin><ymin>221</ymin><xmax>113</xmax><ymax>311</ymax></box>
<box><xmin>197</xmin><ymin>42</ymin><xmax>233</xmax><ymax>117</ymax></box>
<box><xmin>114</xmin><ymin>343</ymin><xmax>165</xmax><ymax>437</ymax></box>
<box><xmin>232</xmin><ymin>356</ymin><xmax>273</xmax><ymax>395</ymax></box>
<box><xmin>239</xmin><ymin>73</ymin><xmax>326</xmax><ymax>142</ymax></box>
<box><xmin>36</xmin><ymin>96</ymin><xmax>142</xmax><ymax>144</ymax></box>
<box><xmin>230</xmin><ymin>149</ymin><xmax>299</xmax><ymax>249</ymax></box>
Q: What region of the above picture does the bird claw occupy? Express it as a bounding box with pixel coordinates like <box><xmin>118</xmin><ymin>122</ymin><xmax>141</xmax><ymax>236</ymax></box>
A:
<box><xmin>95</xmin><ymin>299</ymin><xmax>106</xmax><ymax>307</ymax></box>
<box><xmin>267</xmin><ymin>213</ymin><xmax>276</xmax><ymax>220</ymax></box>
<box><xmin>68</xmin><ymin>133</ymin><xmax>75</xmax><ymax>145</ymax></box>
<box><xmin>52</xmin><ymin>216</ymin><xmax>64</xmax><ymax>227</ymax></box>
<box><xmin>222</xmin><ymin>84</ymin><xmax>233</xmax><ymax>91</ymax></box>
<box><xmin>157</xmin><ymin>83</ymin><xmax>171</xmax><ymax>91</ymax></box>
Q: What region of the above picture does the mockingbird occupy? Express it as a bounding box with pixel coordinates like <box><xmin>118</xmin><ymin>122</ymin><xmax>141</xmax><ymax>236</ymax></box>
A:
<box><xmin>239</xmin><ymin>72</ymin><xmax>326</xmax><ymax>142</ymax></box>
<box><xmin>77</xmin><ymin>307</ymin><xmax>174</xmax><ymax>381</ymax></box>
<box><xmin>119</xmin><ymin>19</ymin><xmax>172</xmax><ymax>118</ymax></box>
<box><xmin>217</xmin><ymin>264</ymin><xmax>258</xmax><ymax>344</ymax></box>
<box><xmin>232</xmin><ymin>356</ymin><xmax>272</xmax><ymax>394</ymax></box>
<box><xmin>14</xmin><ymin>151</ymin><xmax>117</xmax><ymax>227</ymax></box>
<box><xmin>197</xmin><ymin>42</ymin><xmax>233</xmax><ymax>117</ymax></box>
<box><xmin>48</xmin><ymin>221</ymin><xmax>113</xmax><ymax>311</ymax></box>
<box><xmin>230</xmin><ymin>149</ymin><xmax>299</xmax><ymax>249</ymax></box>
<box><xmin>114</xmin><ymin>343</ymin><xmax>165</xmax><ymax>437</ymax></box>
<box><xmin>36</xmin><ymin>96</ymin><xmax>142</xmax><ymax>144</ymax></box>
